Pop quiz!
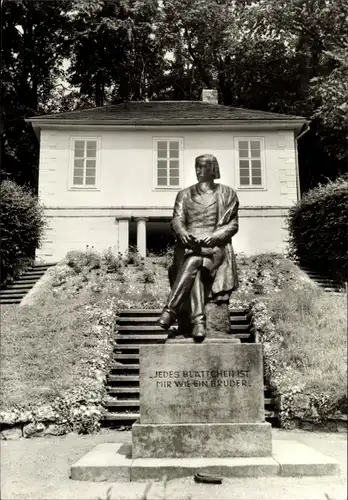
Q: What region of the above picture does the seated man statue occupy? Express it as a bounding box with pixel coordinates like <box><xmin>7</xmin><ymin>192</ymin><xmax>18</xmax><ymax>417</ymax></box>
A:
<box><xmin>158</xmin><ymin>154</ymin><xmax>239</xmax><ymax>342</ymax></box>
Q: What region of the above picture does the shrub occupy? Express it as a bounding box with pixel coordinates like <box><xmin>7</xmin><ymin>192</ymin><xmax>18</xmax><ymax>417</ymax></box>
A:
<box><xmin>0</xmin><ymin>180</ymin><xmax>45</xmax><ymax>285</ymax></box>
<box><xmin>143</xmin><ymin>268</ymin><xmax>155</xmax><ymax>284</ymax></box>
<box><xmin>287</xmin><ymin>177</ymin><xmax>348</xmax><ymax>284</ymax></box>
<box><xmin>66</xmin><ymin>247</ymin><xmax>101</xmax><ymax>274</ymax></box>
<box><xmin>125</xmin><ymin>246</ymin><xmax>144</xmax><ymax>268</ymax></box>
<box><xmin>101</xmin><ymin>248</ymin><xmax>124</xmax><ymax>274</ymax></box>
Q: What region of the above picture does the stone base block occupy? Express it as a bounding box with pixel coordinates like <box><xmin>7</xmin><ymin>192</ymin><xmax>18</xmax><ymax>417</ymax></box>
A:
<box><xmin>272</xmin><ymin>440</ymin><xmax>340</xmax><ymax>477</ymax></box>
<box><xmin>132</xmin><ymin>421</ymin><xmax>272</xmax><ymax>458</ymax></box>
<box><xmin>131</xmin><ymin>456</ymin><xmax>278</xmax><ymax>481</ymax></box>
<box><xmin>70</xmin><ymin>443</ymin><xmax>132</xmax><ymax>482</ymax></box>
<box><xmin>70</xmin><ymin>440</ymin><xmax>340</xmax><ymax>482</ymax></box>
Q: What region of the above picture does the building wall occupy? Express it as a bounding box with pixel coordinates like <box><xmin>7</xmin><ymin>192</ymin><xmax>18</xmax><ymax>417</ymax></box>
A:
<box><xmin>37</xmin><ymin>128</ymin><xmax>297</xmax><ymax>262</ymax></box>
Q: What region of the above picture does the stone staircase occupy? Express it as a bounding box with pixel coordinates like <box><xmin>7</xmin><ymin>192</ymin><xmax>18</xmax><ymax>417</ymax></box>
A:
<box><xmin>300</xmin><ymin>265</ymin><xmax>346</xmax><ymax>294</ymax></box>
<box><xmin>102</xmin><ymin>308</ymin><xmax>278</xmax><ymax>427</ymax></box>
<box><xmin>0</xmin><ymin>264</ymin><xmax>54</xmax><ymax>305</ymax></box>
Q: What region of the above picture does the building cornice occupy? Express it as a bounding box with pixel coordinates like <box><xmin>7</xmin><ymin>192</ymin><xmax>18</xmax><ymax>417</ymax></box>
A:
<box><xmin>42</xmin><ymin>206</ymin><xmax>292</xmax><ymax>219</ymax></box>
<box><xmin>27</xmin><ymin>119</ymin><xmax>308</xmax><ymax>133</ymax></box>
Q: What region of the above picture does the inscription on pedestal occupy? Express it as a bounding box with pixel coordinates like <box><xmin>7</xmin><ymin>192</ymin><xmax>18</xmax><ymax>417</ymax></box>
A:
<box><xmin>150</xmin><ymin>369</ymin><xmax>252</xmax><ymax>389</ymax></box>
<box><xmin>139</xmin><ymin>343</ymin><xmax>265</xmax><ymax>424</ymax></box>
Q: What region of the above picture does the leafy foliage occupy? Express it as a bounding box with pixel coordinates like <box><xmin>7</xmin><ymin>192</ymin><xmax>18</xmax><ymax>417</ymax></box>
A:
<box><xmin>310</xmin><ymin>47</ymin><xmax>348</xmax><ymax>161</ymax></box>
<box><xmin>0</xmin><ymin>180</ymin><xmax>45</xmax><ymax>284</ymax></box>
<box><xmin>1</xmin><ymin>0</ymin><xmax>70</xmax><ymax>188</ymax></box>
<box><xmin>287</xmin><ymin>177</ymin><xmax>348</xmax><ymax>283</ymax></box>
<box><xmin>66</xmin><ymin>0</ymin><xmax>165</xmax><ymax>105</ymax></box>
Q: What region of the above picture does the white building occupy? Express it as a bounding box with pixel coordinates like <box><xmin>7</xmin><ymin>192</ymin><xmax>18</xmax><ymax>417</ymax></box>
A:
<box><xmin>27</xmin><ymin>90</ymin><xmax>308</xmax><ymax>263</ymax></box>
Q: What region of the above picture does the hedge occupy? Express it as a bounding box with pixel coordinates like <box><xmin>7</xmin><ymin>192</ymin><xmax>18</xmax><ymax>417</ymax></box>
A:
<box><xmin>287</xmin><ymin>177</ymin><xmax>348</xmax><ymax>284</ymax></box>
<box><xmin>0</xmin><ymin>180</ymin><xmax>45</xmax><ymax>285</ymax></box>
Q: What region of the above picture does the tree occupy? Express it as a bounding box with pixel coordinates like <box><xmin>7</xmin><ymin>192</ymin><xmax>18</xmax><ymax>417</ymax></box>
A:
<box><xmin>310</xmin><ymin>47</ymin><xmax>348</xmax><ymax>160</ymax></box>
<box><xmin>250</xmin><ymin>0</ymin><xmax>348</xmax><ymax>188</ymax></box>
<box><xmin>1</xmin><ymin>0</ymin><xmax>70</xmax><ymax>189</ymax></box>
<box><xmin>158</xmin><ymin>0</ymin><xmax>348</xmax><ymax>188</ymax></box>
<box><xmin>66</xmin><ymin>0</ymin><xmax>165</xmax><ymax>106</ymax></box>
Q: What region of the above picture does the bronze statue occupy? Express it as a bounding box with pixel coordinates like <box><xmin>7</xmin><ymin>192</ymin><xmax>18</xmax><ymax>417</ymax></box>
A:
<box><xmin>158</xmin><ymin>154</ymin><xmax>239</xmax><ymax>342</ymax></box>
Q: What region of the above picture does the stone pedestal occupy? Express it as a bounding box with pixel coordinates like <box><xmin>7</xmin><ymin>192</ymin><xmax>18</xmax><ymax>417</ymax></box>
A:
<box><xmin>132</xmin><ymin>342</ymin><xmax>272</xmax><ymax>461</ymax></box>
<box><xmin>71</xmin><ymin>340</ymin><xmax>340</xmax><ymax>481</ymax></box>
<box><xmin>205</xmin><ymin>302</ymin><xmax>232</xmax><ymax>336</ymax></box>
<box><xmin>132</xmin><ymin>422</ymin><xmax>271</xmax><ymax>458</ymax></box>
<box><xmin>138</xmin><ymin>343</ymin><xmax>265</xmax><ymax>425</ymax></box>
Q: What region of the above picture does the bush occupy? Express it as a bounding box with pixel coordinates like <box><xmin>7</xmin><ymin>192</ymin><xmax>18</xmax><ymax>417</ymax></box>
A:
<box><xmin>143</xmin><ymin>268</ymin><xmax>155</xmax><ymax>284</ymax></box>
<box><xmin>101</xmin><ymin>248</ymin><xmax>124</xmax><ymax>274</ymax></box>
<box><xmin>66</xmin><ymin>247</ymin><xmax>101</xmax><ymax>274</ymax></box>
<box><xmin>287</xmin><ymin>177</ymin><xmax>348</xmax><ymax>284</ymax></box>
<box><xmin>0</xmin><ymin>180</ymin><xmax>45</xmax><ymax>285</ymax></box>
<box><xmin>125</xmin><ymin>246</ymin><xmax>144</xmax><ymax>268</ymax></box>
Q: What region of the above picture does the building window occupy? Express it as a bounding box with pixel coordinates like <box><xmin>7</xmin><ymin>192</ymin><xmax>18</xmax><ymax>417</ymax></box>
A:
<box><xmin>236</xmin><ymin>138</ymin><xmax>265</xmax><ymax>189</ymax></box>
<box><xmin>154</xmin><ymin>138</ymin><xmax>183</xmax><ymax>189</ymax></box>
<box><xmin>70</xmin><ymin>138</ymin><xmax>100</xmax><ymax>189</ymax></box>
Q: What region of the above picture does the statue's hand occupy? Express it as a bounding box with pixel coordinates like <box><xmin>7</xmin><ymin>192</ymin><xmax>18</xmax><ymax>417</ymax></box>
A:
<box><xmin>201</xmin><ymin>235</ymin><xmax>216</xmax><ymax>247</ymax></box>
<box><xmin>179</xmin><ymin>232</ymin><xmax>197</xmax><ymax>247</ymax></box>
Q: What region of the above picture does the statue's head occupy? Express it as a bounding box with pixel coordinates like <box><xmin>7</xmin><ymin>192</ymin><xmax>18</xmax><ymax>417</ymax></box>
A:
<box><xmin>195</xmin><ymin>154</ymin><xmax>221</xmax><ymax>182</ymax></box>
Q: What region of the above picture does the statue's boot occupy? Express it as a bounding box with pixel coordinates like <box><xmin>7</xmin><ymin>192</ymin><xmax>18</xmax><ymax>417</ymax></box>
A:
<box><xmin>192</xmin><ymin>321</ymin><xmax>206</xmax><ymax>342</ymax></box>
<box><xmin>157</xmin><ymin>307</ymin><xmax>176</xmax><ymax>330</ymax></box>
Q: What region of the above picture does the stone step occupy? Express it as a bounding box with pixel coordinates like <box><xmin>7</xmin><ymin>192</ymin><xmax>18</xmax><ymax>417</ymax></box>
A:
<box><xmin>115</xmin><ymin>324</ymin><xmax>251</xmax><ymax>333</ymax></box>
<box><xmin>114</xmin><ymin>334</ymin><xmax>251</xmax><ymax>343</ymax></box>
<box><xmin>103</xmin><ymin>399</ymin><xmax>140</xmax><ymax>408</ymax></box>
<box><xmin>101</xmin><ymin>412</ymin><xmax>140</xmax><ymax>421</ymax></box>
<box><xmin>108</xmin><ymin>375</ymin><xmax>140</xmax><ymax>383</ymax></box>
<box><xmin>114</xmin><ymin>354</ymin><xmax>140</xmax><ymax>361</ymax></box>
<box><xmin>113</xmin><ymin>345</ymin><xmax>141</xmax><ymax>352</ymax></box>
<box><xmin>322</xmin><ymin>287</ymin><xmax>343</xmax><ymax>292</ymax></box>
<box><xmin>109</xmin><ymin>364</ymin><xmax>140</xmax><ymax>371</ymax></box>
<box><xmin>1</xmin><ymin>291</ymin><xmax>27</xmax><ymax>297</ymax></box>
<box><xmin>0</xmin><ymin>292</ymin><xmax>27</xmax><ymax>299</ymax></box>
<box><xmin>118</xmin><ymin>308</ymin><xmax>249</xmax><ymax>316</ymax></box>
<box><xmin>0</xmin><ymin>298</ymin><xmax>22</xmax><ymax>304</ymax></box>
<box><xmin>70</xmin><ymin>441</ymin><xmax>340</xmax><ymax>481</ymax></box>
<box><xmin>11</xmin><ymin>279</ymin><xmax>38</xmax><ymax>285</ymax></box>
<box><xmin>115</xmin><ymin>335</ymin><xmax>167</xmax><ymax>344</ymax></box>
<box><xmin>106</xmin><ymin>387</ymin><xmax>140</xmax><ymax>395</ymax></box>
<box><xmin>21</xmin><ymin>270</ymin><xmax>45</xmax><ymax>275</ymax></box>
<box><xmin>3</xmin><ymin>284</ymin><xmax>34</xmax><ymax>290</ymax></box>
<box><xmin>117</xmin><ymin>315</ymin><xmax>250</xmax><ymax>325</ymax></box>
<box><xmin>310</xmin><ymin>277</ymin><xmax>339</xmax><ymax>283</ymax></box>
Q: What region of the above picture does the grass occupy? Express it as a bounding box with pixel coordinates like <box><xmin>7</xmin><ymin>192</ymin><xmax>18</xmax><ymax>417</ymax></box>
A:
<box><xmin>240</xmin><ymin>253</ymin><xmax>347</xmax><ymax>420</ymax></box>
<box><xmin>0</xmin><ymin>250</ymin><xmax>169</xmax><ymax>411</ymax></box>
<box><xmin>268</xmin><ymin>284</ymin><xmax>347</xmax><ymax>400</ymax></box>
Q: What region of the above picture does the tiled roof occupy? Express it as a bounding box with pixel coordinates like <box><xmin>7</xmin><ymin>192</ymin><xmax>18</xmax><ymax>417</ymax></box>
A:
<box><xmin>28</xmin><ymin>101</ymin><xmax>306</xmax><ymax>123</ymax></box>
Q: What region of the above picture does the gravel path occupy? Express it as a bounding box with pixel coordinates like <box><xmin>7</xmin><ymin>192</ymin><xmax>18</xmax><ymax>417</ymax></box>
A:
<box><xmin>1</xmin><ymin>428</ymin><xmax>346</xmax><ymax>500</ymax></box>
